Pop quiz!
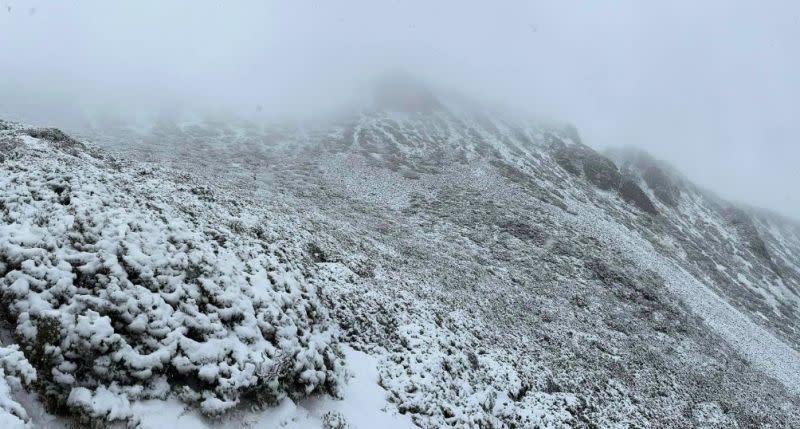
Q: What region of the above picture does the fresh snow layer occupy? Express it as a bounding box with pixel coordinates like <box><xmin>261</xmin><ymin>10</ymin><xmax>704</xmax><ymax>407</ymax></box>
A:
<box><xmin>5</xmin><ymin>106</ymin><xmax>800</xmax><ymax>427</ymax></box>
<box><xmin>574</xmin><ymin>204</ymin><xmax>800</xmax><ymax>393</ymax></box>
<box><xmin>0</xmin><ymin>132</ymin><xmax>342</xmax><ymax>425</ymax></box>
<box><xmin>133</xmin><ymin>346</ymin><xmax>416</xmax><ymax>429</ymax></box>
<box><xmin>0</xmin><ymin>345</ymin><xmax>37</xmax><ymax>429</ymax></box>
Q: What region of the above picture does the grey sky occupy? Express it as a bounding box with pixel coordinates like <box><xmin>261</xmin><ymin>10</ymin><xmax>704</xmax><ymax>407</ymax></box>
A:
<box><xmin>1</xmin><ymin>1</ymin><xmax>798</xmax><ymax>218</ymax></box>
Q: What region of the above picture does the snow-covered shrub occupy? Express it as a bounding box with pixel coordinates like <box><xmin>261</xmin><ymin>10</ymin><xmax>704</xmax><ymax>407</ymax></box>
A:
<box><xmin>0</xmin><ymin>136</ymin><xmax>343</xmax><ymax>424</ymax></box>
<box><xmin>321</xmin><ymin>410</ymin><xmax>351</xmax><ymax>429</ymax></box>
<box><xmin>379</xmin><ymin>319</ymin><xmax>578</xmax><ymax>428</ymax></box>
<box><xmin>0</xmin><ymin>345</ymin><xmax>36</xmax><ymax>428</ymax></box>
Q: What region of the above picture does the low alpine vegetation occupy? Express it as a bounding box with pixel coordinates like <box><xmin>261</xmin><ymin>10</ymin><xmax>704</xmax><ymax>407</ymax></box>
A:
<box><xmin>0</xmin><ymin>131</ymin><xmax>344</xmax><ymax>426</ymax></box>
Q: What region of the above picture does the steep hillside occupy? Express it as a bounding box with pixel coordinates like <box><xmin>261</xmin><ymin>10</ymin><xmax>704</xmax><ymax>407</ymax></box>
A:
<box><xmin>0</xmin><ymin>121</ymin><xmax>350</xmax><ymax>427</ymax></box>
<box><xmin>608</xmin><ymin>147</ymin><xmax>800</xmax><ymax>349</ymax></box>
<box><xmin>2</xmin><ymin>82</ymin><xmax>800</xmax><ymax>429</ymax></box>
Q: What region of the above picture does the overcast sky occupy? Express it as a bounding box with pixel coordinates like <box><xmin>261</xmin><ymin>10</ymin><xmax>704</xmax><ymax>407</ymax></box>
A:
<box><xmin>1</xmin><ymin>1</ymin><xmax>798</xmax><ymax>218</ymax></box>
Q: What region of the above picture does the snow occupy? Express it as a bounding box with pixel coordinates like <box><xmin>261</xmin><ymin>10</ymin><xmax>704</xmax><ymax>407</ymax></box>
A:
<box><xmin>4</xmin><ymin>102</ymin><xmax>800</xmax><ymax>427</ymax></box>
<box><xmin>0</xmin><ymin>345</ymin><xmax>36</xmax><ymax>428</ymax></box>
<box><xmin>300</xmin><ymin>346</ymin><xmax>417</xmax><ymax>429</ymax></box>
<box><xmin>0</xmin><ymin>133</ymin><xmax>343</xmax><ymax>423</ymax></box>
<box><xmin>132</xmin><ymin>346</ymin><xmax>416</xmax><ymax>429</ymax></box>
<box><xmin>572</xmin><ymin>202</ymin><xmax>800</xmax><ymax>394</ymax></box>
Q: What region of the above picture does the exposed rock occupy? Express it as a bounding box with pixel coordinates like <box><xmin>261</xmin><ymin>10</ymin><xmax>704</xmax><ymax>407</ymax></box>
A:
<box><xmin>552</xmin><ymin>149</ymin><xmax>582</xmax><ymax>177</ymax></box>
<box><xmin>583</xmin><ymin>153</ymin><xmax>622</xmax><ymax>191</ymax></box>
<box><xmin>606</xmin><ymin>147</ymin><xmax>682</xmax><ymax>208</ymax></box>
<box><xmin>619</xmin><ymin>178</ymin><xmax>658</xmax><ymax>215</ymax></box>
<box><xmin>723</xmin><ymin>207</ymin><xmax>772</xmax><ymax>262</ymax></box>
<box><xmin>643</xmin><ymin>164</ymin><xmax>681</xmax><ymax>207</ymax></box>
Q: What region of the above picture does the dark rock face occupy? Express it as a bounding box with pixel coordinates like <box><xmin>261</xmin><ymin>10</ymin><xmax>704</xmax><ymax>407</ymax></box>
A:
<box><xmin>582</xmin><ymin>154</ymin><xmax>622</xmax><ymax>191</ymax></box>
<box><xmin>552</xmin><ymin>148</ymin><xmax>582</xmax><ymax>177</ymax></box>
<box><xmin>723</xmin><ymin>207</ymin><xmax>772</xmax><ymax>262</ymax></box>
<box><xmin>605</xmin><ymin>148</ymin><xmax>682</xmax><ymax>209</ymax></box>
<box><xmin>619</xmin><ymin>178</ymin><xmax>658</xmax><ymax>215</ymax></box>
<box><xmin>545</xmin><ymin>133</ymin><xmax>582</xmax><ymax>177</ymax></box>
<box><xmin>548</xmin><ymin>142</ymin><xmax>658</xmax><ymax>215</ymax></box>
<box><xmin>642</xmin><ymin>165</ymin><xmax>681</xmax><ymax>207</ymax></box>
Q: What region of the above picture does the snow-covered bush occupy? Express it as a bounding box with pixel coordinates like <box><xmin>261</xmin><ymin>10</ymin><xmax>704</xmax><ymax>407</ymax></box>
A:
<box><xmin>321</xmin><ymin>410</ymin><xmax>351</xmax><ymax>429</ymax></box>
<box><xmin>0</xmin><ymin>345</ymin><xmax>36</xmax><ymax>428</ymax></box>
<box><xmin>378</xmin><ymin>319</ymin><xmax>578</xmax><ymax>428</ymax></box>
<box><xmin>0</xmin><ymin>135</ymin><xmax>343</xmax><ymax>424</ymax></box>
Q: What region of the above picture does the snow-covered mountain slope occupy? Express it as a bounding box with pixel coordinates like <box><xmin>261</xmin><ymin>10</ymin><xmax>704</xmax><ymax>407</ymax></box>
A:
<box><xmin>0</xmin><ymin>122</ymin><xmax>350</xmax><ymax>427</ymax></box>
<box><xmin>608</xmin><ymin>148</ymin><xmax>800</xmax><ymax>347</ymax></box>
<box><xmin>2</xmin><ymin>81</ymin><xmax>800</xmax><ymax>429</ymax></box>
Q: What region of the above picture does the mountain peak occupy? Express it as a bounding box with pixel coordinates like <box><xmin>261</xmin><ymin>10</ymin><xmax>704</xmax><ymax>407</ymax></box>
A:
<box><xmin>371</xmin><ymin>71</ymin><xmax>442</xmax><ymax>113</ymax></box>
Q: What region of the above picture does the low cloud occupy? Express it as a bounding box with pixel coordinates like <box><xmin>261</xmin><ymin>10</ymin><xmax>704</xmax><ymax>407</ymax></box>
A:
<box><xmin>1</xmin><ymin>0</ymin><xmax>798</xmax><ymax>217</ymax></box>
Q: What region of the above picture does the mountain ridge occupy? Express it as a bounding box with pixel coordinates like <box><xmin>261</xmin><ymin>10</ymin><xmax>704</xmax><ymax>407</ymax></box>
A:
<box><xmin>2</xmin><ymin>102</ymin><xmax>800</xmax><ymax>427</ymax></box>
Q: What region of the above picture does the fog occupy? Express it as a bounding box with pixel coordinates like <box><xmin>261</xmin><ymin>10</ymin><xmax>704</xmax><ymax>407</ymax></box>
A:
<box><xmin>1</xmin><ymin>1</ymin><xmax>798</xmax><ymax>218</ymax></box>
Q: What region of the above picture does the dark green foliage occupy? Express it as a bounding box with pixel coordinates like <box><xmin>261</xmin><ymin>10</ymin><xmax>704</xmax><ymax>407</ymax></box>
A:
<box><xmin>29</xmin><ymin>317</ymin><xmax>72</xmax><ymax>415</ymax></box>
<box><xmin>585</xmin><ymin>258</ymin><xmax>635</xmax><ymax>288</ymax></box>
<box><xmin>0</xmin><ymin>136</ymin><xmax>20</xmax><ymax>160</ymax></box>
<box><xmin>23</xmin><ymin>127</ymin><xmax>78</xmax><ymax>145</ymax></box>
<box><xmin>30</xmin><ymin>317</ymin><xmax>62</xmax><ymax>369</ymax></box>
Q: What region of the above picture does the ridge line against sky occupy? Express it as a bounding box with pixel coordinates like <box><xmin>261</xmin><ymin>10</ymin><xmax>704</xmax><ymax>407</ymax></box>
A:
<box><xmin>1</xmin><ymin>0</ymin><xmax>798</xmax><ymax>218</ymax></box>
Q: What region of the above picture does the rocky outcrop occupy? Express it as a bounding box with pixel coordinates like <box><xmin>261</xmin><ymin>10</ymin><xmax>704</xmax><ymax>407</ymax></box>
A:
<box><xmin>607</xmin><ymin>148</ymin><xmax>682</xmax><ymax>208</ymax></box>
<box><xmin>723</xmin><ymin>206</ymin><xmax>772</xmax><ymax>262</ymax></box>
<box><xmin>619</xmin><ymin>178</ymin><xmax>658</xmax><ymax>215</ymax></box>
<box><xmin>582</xmin><ymin>153</ymin><xmax>622</xmax><ymax>191</ymax></box>
<box><xmin>547</xmin><ymin>138</ymin><xmax>658</xmax><ymax>215</ymax></box>
<box><xmin>642</xmin><ymin>164</ymin><xmax>681</xmax><ymax>207</ymax></box>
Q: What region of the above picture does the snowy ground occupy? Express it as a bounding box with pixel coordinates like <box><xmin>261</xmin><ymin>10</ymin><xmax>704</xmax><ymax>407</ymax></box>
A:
<box><xmin>3</xmin><ymin>107</ymin><xmax>800</xmax><ymax>428</ymax></box>
<box><xmin>132</xmin><ymin>346</ymin><xmax>416</xmax><ymax>429</ymax></box>
<box><xmin>573</xmin><ymin>202</ymin><xmax>800</xmax><ymax>394</ymax></box>
<box><xmin>9</xmin><ymin>346</ymin><xmax>414</xmax><ymax>429</ymax></box>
